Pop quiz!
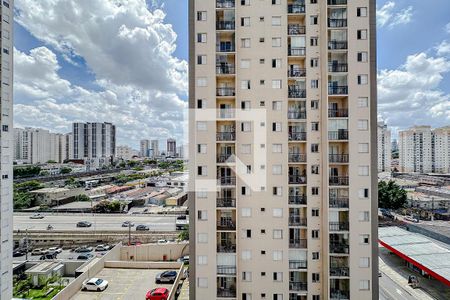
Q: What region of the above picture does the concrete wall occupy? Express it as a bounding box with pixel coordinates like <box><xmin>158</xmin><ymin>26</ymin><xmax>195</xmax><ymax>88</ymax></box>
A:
<box><xmin>104</xmin><ymin>261</ymin><xmax>182</xmax><ymax>269</ymax></box>
<box><xmin>120</xmin><ymin>242</ymin><xmax>189</xmax><ymax>261</ymax></box>
<box><xmin>405</xmin><ymin>224</ymin><xmax>450</xmax><ymax>245</ymax></box>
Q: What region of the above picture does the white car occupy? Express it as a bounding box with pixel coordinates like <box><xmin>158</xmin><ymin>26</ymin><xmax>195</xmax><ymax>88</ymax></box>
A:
<box><xmin>30</xmin><ymin>213</ymin><xmax>44</xmax><ymax>219</ymax></box>
<box><xmin>47</xmin><ymin>247</ymin><xmax>63</xmax><ymax>254</ymax></box>
<box><xmin>82</xmin><ymin>278</ymin><xmax>108</xmax><ymax>292</ymax></box>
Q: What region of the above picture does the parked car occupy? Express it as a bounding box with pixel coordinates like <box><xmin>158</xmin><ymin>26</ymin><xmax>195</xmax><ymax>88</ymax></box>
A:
<box><xmin>13</xmin><ymin>250</ymin><xmax>25</xmax><ymax>257</ymax></box>
<box><xmin>77</xmin><ymin>221</ymin><xmax>92</xmax><ymax>227</ymax></box>
<box><xmin>155</xmin><ymin>271</ymin><xmax>177</xmax><ymax>284</ymax></box>
<box><xmin>82</xmin><ymin>278</ymin><xmax>108</xmax><ymax>291</ymax></box>
<box><xmin>30</xmin><ymin>213</ymin><xmax>44</xmax><ymax>219</ymax></box>
<box><xmin>146</xmin><ymin>287</ymin><xmax>169</xmax><ymax>300</ymax></box>
<box><xmin>77</xmin><ymin>253</ymin><xmax>94</xmax><ymax>260</ymax></box>
<box><xmin>31</xmin><ymin>248</ymin><xmax>45</xmax><ymax>256</ymax></box>
<box><xmin>176</xmin><ymin>215</ymin><xmax>187</xmax><ymax>220</ymax></box>
<box><xmin>136</xmin><ymin>225</ymin><xmax>150</xmax><ymax>231</ymax></box>
<box><xmin>157</xmin><ymin>239</ymin><xmax>168</xmax><ymax>244</ymax></box>
<box><xmin>46</xmin><ymin>247</ymin><xmax>63</xmax><ymax>254</ymax></box>
<box><xmin>75</xmin><ymin>246</ymin><xmax>93</xmax><ymax>253</ymax></box>
<box><xmin>121</xmin><ymin>221</ymin><xmax>135</xmax><ymax>227</ymax></box>
<box><xmin>40</xmin><ymin>251</ymin><xmax>57</xmax><ymax>260</ymax></box>
<box><xmin>177</xmin><ymin>255</ymin><xmax>189</xmax><ymax>265</ymax></box>
<box><xmin>95</xmin><ymin>245</ymin><xmax>110</xmax><ymax>252</ymax></box>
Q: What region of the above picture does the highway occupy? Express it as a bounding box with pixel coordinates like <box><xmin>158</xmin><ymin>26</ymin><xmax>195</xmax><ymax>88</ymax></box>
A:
<box><xmin>14</xmin><ymin>213</ymin><xmax>176</xmax><ymax>232</ymax></box>
<box><xmin>379</xmin><ymin>269</ymin><xmax>415</xmax><ymax>300</ymax></box>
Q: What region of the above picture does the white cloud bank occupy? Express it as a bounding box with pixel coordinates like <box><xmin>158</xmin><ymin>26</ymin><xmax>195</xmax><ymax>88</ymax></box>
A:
<box><xmin>377</xmin><ymin>1</ymin><xmax>413</xmax><ymax>29</ymax></box>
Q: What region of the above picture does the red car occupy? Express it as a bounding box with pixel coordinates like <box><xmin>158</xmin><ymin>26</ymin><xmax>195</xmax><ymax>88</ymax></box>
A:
<box><xmin>146</xmin><ymin>287</ymin><xmax>169</xmax><ymax>300</ymax></box>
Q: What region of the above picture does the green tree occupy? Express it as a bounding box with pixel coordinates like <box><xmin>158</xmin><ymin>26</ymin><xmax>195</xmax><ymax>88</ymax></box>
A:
<box><xmin>60</xmin><ymin>167</ymin><xmax>72</xmax><ymax>174</ymax></box>
<box><xmin>75</xmin><ymin>194</ymin><xmax>91</xmax><ymax>202</ymax></box>
<box><xmin>47</xmin><ymin>160</ymin><xmax>57</xmax><ymax>164</ymax></box>
<box><xmin>178</xmin><ymin>225</ymin><xmax>189</xmax><ymax>241</ymax></box>
<box><xmin>378</xmin><ymin>180</ymin><xmax>407</xmax><ymax>210</ymax></box>
<box><xmin>13</xmin><ymin>165</ymin><xmax>41</xmax><ymax>179</ymax></box>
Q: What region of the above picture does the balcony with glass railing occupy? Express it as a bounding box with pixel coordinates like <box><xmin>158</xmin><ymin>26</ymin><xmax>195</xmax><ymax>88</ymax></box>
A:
<box><xmin>289</xmin><ymin>194</ymin><xmax>307</xmax><ymax>205</ymax></box>
<box><xmin>288</xmin><ymin>0</ymin><xmax>305</xmax><ymax>14</ymax></box>
<box><xmin>216</xmin><ymin>0</ymin><xmax>235</xmax><ymax>9</ymax></box>
<box><xmin>216</xmin><ymin>87</ymin><xmax>235</xmax><ymax>97</ymax></box>
<box><xmin>329</xmin><ymin>154</ymin><xmax>349</xmax><ymax>163</ymax></box>
<box><xmin>289</xmin><ymin>131</ymin><xmax>307</xmax><ymax>141</ymax></box>
<box><xmin>328</xmin><ymin>62</ymin><xmax>348</xmax><ymax>73</ymax></box>
<box><xmin>217</xmin><ymin>218</ymin><xmax>236</xmax><ymax>231</ymax></box>
<box><xmin>330</xmin><ymin>233</ymin><xmax>350</xmax><ymax>254</ymax></box>
<box><xmin>217</xmin><ymin>265</ymin><xmax>237</xmax><ymax>275</ymax></box>
<box><xmin>288</xmin><ymin>24</ymin><xmax>306</xmax><ymax>35</ymax></box>
<box><xmin>328</xmin><ymin>18</ymin><xmax>347</xmax><ymax>28</ymax></box>
<box><xmin>288</xmin><ymin>85</ymin><xmax>307</xmax><ymax>98</ymax></box>
<box><xmin>328</xmin><ymin>40</ymin><xmax>348</xmax><ymax>50</ymax></box>
<box><xmin>216</xmin><ymin>131</ymin><xmax>236</xmax><ymax>142</ymax></box>
<box><xmin>289</xmin><ymin>215</ymin><xmax>307</xmax><ymax>226</ymax></box>
<box><xmin>289</xmin><ymin>281</ymin><xmax>307</xmax><ymax>292</ymax></box>
<box><xmin>217</xmin><ymin>232</ymin><xmax>236</xmax><ymax>253</ymax></box>
<box><xmin>288</xmin><ymin>46</ymin><xmax>306</xmax><ymax>56</ymax></box>
<box><xmin>216</xmin><ymin>63</ymin><xmax>236</xmax><ymax>75</ymax></box>
<box><xmin>289</xmin><ymin>238</ymin><xmax>308</xmax><ymax>249</ymax></box>
<box><xmin>328</xmin><ymin>108</ymin><xmax>348</xmax><ymax>118</ymax></box>
<box><xmin>289</xmin><ymin>260</ymin><xmax>307</xmax><ymax>269</ymax></box>
<box><xmin>328</xmin><ymin>130</ymin><xmax>348</xmax><ymax>141</ymax></box>
<box><xmin>328</xmin><ymin>0</ymin><xmax>347</xmax><ymax>5</ymax></box>
<box><xmin>217</xmin><ymin>276</ymin><xmax>236</xmax><ymax>298</ymax></box>
<box><xmin>288</xmin><ymin>153</ymin><xmax>307</xmax><ymax>163</ymax></box>
<box><xmin>330</xmin><ymin>278</ymin><xmax>350</xmax><ymax>300</ymax></box>
<box><xmin>288</xmin><ymin>67</ymin><xmax>306</xmax><ymax>78</ymax></box>
<box><xmin>329</xmin><ymin>196</ymin><xmax>349</xmax><ymax>208</ymax></box>
<box><xmin>329</xmin><ymin>175</ymin><xmax>349</xmax><ymax>186</ymax></box>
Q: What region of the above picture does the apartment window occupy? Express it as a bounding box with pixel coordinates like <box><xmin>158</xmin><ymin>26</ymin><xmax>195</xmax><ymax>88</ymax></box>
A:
<box><xmin>311</xmin><ymin>100</ymin><xmax>319</xmax><ymax>109</ymax></box>
<box><xmin>312</xmin><ymin>208</ymin><xmax>319</xmax><ymax>217</ymax></box>
<box><xmin>359</xmin><ymin>211</ymin><xmax>370</xmax><ymax>222</ymax></box>
<box><xmin>273</xmin><ymin>295</ymin><xmax>283</xmax><ymax>300</ymax></box>
<box><xmin>272</xmin><ymin>101</ymin><xmax>282</xmax><ymax>111</ymax></box>
<box><xmin>260</xmin><ymin>80</ymin><xmax>265</xmax><ymax>85</ymax></box>
<box><xmin>357</xmin><ymin>7</ymin><xmax>368</xmax><ymax>17</ymax></box>
<box><xmin>311</xmin><ymin>144</ymin><xmax>319</xmax><ymax>153</ymax></box>
<box><xmin>241</xmin><ymin>122</ymin><xmax>252</xmax><ymax>132</ymax></box>
<box><xmin>310</xmin><ymin>0</ymin><xmax>317</xmax><ymax>3</ymax></box>
<box><xmin>312</xmin><ymin>273</ymin><xmax>320</xmax><ymax>283</ymax></box>
<box><xmin>310</xmin><ymin>37</ymin><xmax>318</xmax><ymax>46</ymax></box>
<box><xmin>3</xmin><ymin>29</ymin><xmax>10</xmax><ymax>39</ymax></box>
<box><xmin>197</xmin><ymin>191</ymin><xmax>207</xmax><ymax>198</ymax></box>
<box><xmin>359</xmin><ymin>188</ymin><xmax>370</xmax><ymax>198</ymax></box>
<box><xmin>311</xmin><ymin>79</ymin><xmax>319</xmax><ymax>88</ymax></box>
<box><xmin>242</xmin><ymin>208</ymin><xmax>252</xmax><ymax>217</ymax></box>
<box><xmin>242</xmin><ymin>250</ymin><xmax>252</xmax><ymax>261</ymax></box>
<box><xmin>357</xmin><ymin>29</ymin><xmax>368</xmax><ymax>40</ymax></box>
<box><xmin>312</xmin><ymin>252</ymin><xmax>319</xmax><ymax>260</ymax></box>
<box><xmin>241</xmin><ymin>59</ymin><xmax>251</xmax><ymax>69</ymax></box>
<box><xmin>272</xmin><ymin>122</ymin><xmax>282</xmax><ymax>132</ymax></box>
<box><xmin>313</xmin><ymin>296</ymin><xmax>320</xmax><ymax>300</ymax></box>
<box><xmin>197</xmin><ymin>99</ymin><xmax>205</xmax><ymax>109</ymax></box>
<box><xmin>261</xmin><ymin>208</ymin><xmax>266</xmax><ymax>212</ymax></box>
<box><xmin>272</xmin><ymin>59</ymin><xmax>282</xmax><ymax>68</ymax></box>
<box><xmin>241</xmin><ymin>144</ymin><xmax>251</xmax><ymax>154</ymax></box>
<box><xmin>2</xmin><ymin>174</ymin><xmax>8</xmax><ymax>179</ymax></box>
<box><xmin>272</xmin><ymin>16</ymin><xmax>281</xmax><ymax>26</ymax></box>
<box><xmin>358</xmin><ymin>143</ymin><xmax>369</xmax><ymax>153</ymax></box>
<box><xmin>273</xmin><ymin>229</ymin><xmax>283</xmax><ymax>239</ymax></box>
<box><xmin>242</xmin><ymin>186</ymin><xmax>249</xmax><ymax>195</ymax></box>
<box><xmin>312</xmin><ymin>230</ymin><xmax>319</xmax><ymax>239</ymax></box>
<box><xmin>197</xmin><ymin>144</ymin><xmax>207</xmax><ymax>154</ymax></box>
<box><xmin>3</xmin><ymin>14</ymin><xmax>9</xmax><ymax>23</ymax></box>
<box><xmin>272</xmin><ymin>79</ymin><xmax>281</xmax><ymax>89</ymax></box>
<box><xmin>273</xmin><ymin>272</ymin><xmax>283</xmax><ymax>282</ymax></box>
<box><xmin>360</xmin><ymin>234</ymin><xmax>370</xmax><ymax>244</ymax></box>
<box><xmin>242</xmin><ymin>229</ymin><xmax>252</xmax><ymax>238</ymax></box>
<box><xmin>197</xmin><ymin>77</ymin><xmax>207</xmax><ymax>87</ymax></box>
<box><xmin>272</xmin><ymin>251</ymin><xmax>283</xmax><ymax>261</ymax></box>
<box><xmin>272</xmin><ymin>144</ymin><xmax>282</xmax><ymax>153</ymax></box>
<box><xmin>241</xmin><ymin>80</ymin><xmax>251</xmax><ymax>90</ymax></box>
<box><xmin>197</xmin><ymin>11</ymin><xmax>207</xmax><ymax>21</ymax></box>
<box><xmin>2</xmin><ymin>125</ymin><xmax>8</xmax><ymax>132</ymax></box>
<box><xmin>311</xmin><ymin>122</ymin><xmax>319</xmax><ymax>131</ymax></box>
<box><xmin>241</xmin><ymin>17</ymin><xmax>250</xmax><ymax>27</ymax></box>
<box><xmin>198</xmin><ymin>233</ymin><xmax>208</xmax><ymax>244</ymax></box>
<box><xmin>243</xmin><ymin>271</ymin><xmax>252</xmax><ymax>281</ymax></box>
<box><xmin>241</xmin><ymin>0</ymin><xmax>250</xmax><ymax>5</ymax></box>
<box><xmin>272</xmin><ymin>165</ymin><xmax>282</xmax><ymax>175</ymax></box>
<box><xmin>310</xmin><ymin>15</ymin><xmax>318</xmax><ymax>25</ymax></box>
<box><xmin>359</xmin><ymin>280</ymin><xmax>370</xmax><ymax>290</ymax></box>
<box><xmin>241</xmin><ymin>101</ymin><xmax>251</xmax><ymax>110</ymax></box>
<box><xmin>312</xmin><ymin>187</ymin><xmax>319</xmax><ymax>195</ymax></box>
<box><xmin>197</xmin><ymin>33</ymin><xmax>206</xmax><ymax>43</ymax></box>
<box><xmin>1</xmin><ymin>47</ymin><xmax>8</xmax><ymax>55</ymax></box>
<box><xmin>197</xmin><ymin>210</ymin><xmax>208</xmax><ymax>220</ymax></box>
<box><xmin>197</xmin><ymin>55</ymin><xmax>206</xmax><ymax>65</ymax></box>
<box><xmin>260</xmin><ymin>16</ymin><xmax>265</xmax><ymax>22</ymax></box>
<box><xmin>241</xmin><ymin>38</ymin><xmax>251</xmax><ymax>48</ymax></box>
<box><xmin>358</xmin><ymin>74</ymin><xmax>369</xmax><ymax>85</ymax></box>
<box><xmin>273</xmin><ymin>186</ymin><xmax>282</xmax><ymax>196</ymax></box>
<box><xmin>196</xmin><ymin>121</ymin><xmax>207</xmax><ymax>131</ymax></box>
<box><xmin>359</xmin><ymin>257</ymin><xmax>370</xmax><ymax>268</ymax></box>
<box><xmin>197</xmin><ymin>277</ymin><xmax>208</xmax><ymax>288</ymax></box>
<box><xmin>358</xmin><ymin>119</ymin><xmax>369</xmax><ymax>130</ymax></box>
<box><xmin>311</xmin><ymin>165</ymin><xmax>319</xmax><ymax>174</ymax></box>
<box><xmin>273</xmin><ymin>208</ymin><xmax>283</xmax><ymax>218</ymax></box>
<box><xmin>358</xmin><ymin>52</ymin><xmax>368</xmax><ymax>62</ymax></box>
<box><xmin>260</xmin><ymin>58</ymin><xmax>265</xmax><ymax>64</ymax></box>
<box><xmin>272</xmin><ymin>0</ymin><xmax>280</xmax><ymax>4</ymax></box>
<box><xmin>246</xmin><ymin>165</ymin><xmax>252</xmax><ymax>174</ymax></box>
<box><xmin>310</xmin><ymin>58</ymin><xmax>319</xmax><ymax>67</ymax></box>
<box><xmin>272</xmin><ymin>37</ymin><xmax>281</xmax><ymax>47</ymax></box>
<box><xmin>358</xmin><ymin>97</ymin><xmax>369</xmax><ymax>107</ymax></box>
<box><xmin>197</xmin><ymin>255</ymin><xmax>207</xmax><ymax>265</ymax></box>
<box><xmin>358</xmin><ymin>165</ymin><xmax>369</xmax><ymax>176</ymax></box>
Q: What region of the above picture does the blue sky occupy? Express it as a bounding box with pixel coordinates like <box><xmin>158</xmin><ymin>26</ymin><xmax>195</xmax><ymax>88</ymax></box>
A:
<box><xmin>12</xmin><ymin>0</ymin><xmax>450</xmax><ymax>148</ymax></box>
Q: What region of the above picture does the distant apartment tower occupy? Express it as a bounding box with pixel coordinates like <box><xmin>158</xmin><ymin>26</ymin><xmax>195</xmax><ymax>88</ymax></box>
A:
<box><xmin>72</xmin><ymin>122</ymin><xmax>116</xmax><ymax>169</ymax></box>
<box><xmin>151</xmin><ymin>139</ymin><xmax>160</xmax><ymax>157</ymax></box>
<box><xmin>399</xmin><ymin>126</ymin><xmax>433</xmax><ymax>173</ymax></box>
<box><xmin>377</xmin><ymin>121</ymin><xmax>391</xmax><ymax>172</ymax></box>
<box><xmin>432</xmin><ymin>126</ymin><xmax>450</xmax><ymax>173</ymax></box>
<box><xmin>116</xmin><ymin>145</ymin><xmax>136</xmax><ymax>160</ymax></box>
<box><xmin>140</xmin><ymin>139</ymin><xmax>150</xmax><ymax>157</ymax></box>
<box><xmin>189</xmin><ymin>0</ymin><xmax>378</xmax><ymax>299</ymax></box>
<box><xmin>0</xmin><ymin>0</ymin><xmax>13</xmax><ymax>297</ymax></box>
<box><xmin>391</xmin><ymin>138</ymin><xmax>398</xmax><ymax>152</ymax></box>
<box><xmin>167</xmin><ymin>138</ymin><xmax>176</xmax><ymax>157</ymax></box>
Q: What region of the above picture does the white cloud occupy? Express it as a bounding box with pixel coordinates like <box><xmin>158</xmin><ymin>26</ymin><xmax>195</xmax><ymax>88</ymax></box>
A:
<box><xmin>377</xmin><ymin>1</ymin><xmax>413</xmax><ymax>29</ymax></box>
<box><xmin>436</xmin><ymin>40</ymin><xmax>450</xmax><ymax>56</ymax></box>
<box><xmin>446</xmin><ymin>22</ymin><xmax>450</xmax><ymax>34</ymax></box>
<box><xmin>378</xmin><ymin>52</ymin><xmax>450</xmax><ymax>129</ymax></box>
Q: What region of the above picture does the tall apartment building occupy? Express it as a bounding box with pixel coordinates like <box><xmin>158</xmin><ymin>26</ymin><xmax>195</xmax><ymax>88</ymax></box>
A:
<box><xmin>167</xmin><ymin>138</ymin><xmax>177</xmax><ymax>157</ymax></box>
<box><xmin>189</xmin><ymin>0</ymin><xmax>378</xmax><ymax>299</ymax></box>
<box><xmin>377</xmin><ymin>121</ymin><xmax>391</xmax><ymax>173</ymax></box>
<box><xmin>140</xmin><ymin>139</ymin><xmax>150</xmax><ymax>157</ymax></box>
<box><xmin>116</xmin><ymin>145</ymin><xmax>137</xmax><ymax>160</ymax></box>
<box><xmin>0</xmin><ymin>0</ymin><xmax>13</xmax><ymax>297</ymax></box>
<box><xmin>151</xmin><ymin>139</ymin><xmax>160</xmax><ymax>158</ymax></box>
<box><xmin>432</xmin><ymin>126</ymin><xmax>450</xmax><ymax>174</ymax></box>
<box><xmin>72</xmin><ymin>122</ymin><xmax>116</xmax><ymax>169</ymax></box>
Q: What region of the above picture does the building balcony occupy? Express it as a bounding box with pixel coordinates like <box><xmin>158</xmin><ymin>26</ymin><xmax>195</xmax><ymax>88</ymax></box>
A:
<box><xmin>289</xmin><ymin>281</ymin><xmax>308</xmax><ymax>292</ymax></box>
<box><xmin>330</xmin><ymin>266</ymin><xmax>350</xmax><ymax>277</ymax></box>
<box><xmin>330</xmin><ymin>242</ymin><xmax>349</xmax><ymax>254</ymax></box>
<box><xmin>328</xmin><ymin>0</ymin><xmax>347</xmax><ymax>5</ymax></box>
<box><xmin>217</xmin><ymin>219</ymin><xmax>236</xmax><ymax>230</ymax></box>
<box><xmin>216</xmin><ymin>132</ymin><xmax>236</xmax><ymax>142</ymax></box>
<box><xmin>289</xmin><ymin>175</ymin><xmax>307</xmax><ymax>185</ymax></box>
<box><xmin>289</xmin><ymin>238</ymin><xmax>308</xmax><ymax>248</ymax></box>
<box><xmin>217</xmin><ymin>198</ymin><xmax>236</xmax><ymax>208</ymax></box>
<box><xmin>328</xmin><ymin>40</ymin><xmax>348</xmax><ymax>50</ymax></box>
<box><xmin>216</xmin><ymin>0</ymin><xmax>235</xmax><ymax>9</ymax></box>
<box><xmin>328</xmin><ymin>63</ymin><xmax>348</xmax><ymax>73</ymax></box>
<box><xmin>217</xmin><ymin>154</ymin><xmax>235</xmax><ymax>163</ymax></box>
<box><xmin>216</xmin><ymin>21</ymin><xmax>235</xmax><ymax>30</ymax></box>
<box><xmin>328</xmin><ymin>108</ymin><xmax>348</xmax><ymax>118</ymax></box>
<box><xmin>328</xmin><ymin>18</ymin><xmax>347</xmax><ymax>28</ymax></box>
<box><xmin>288</xmin><ymin>24</ymin><xmax>306</xmax><ymax>35</ymax></box>
<box><xmin>329</xmin><ymin>197</ymin><xmax>349</xmax><ymax>208</ymax></box>
<box><xmin>328</xmin><ymin>85</ymin><xmax>348</xmax><ymax>95</ymax></box>
<box><xmin>288</xmin><ymin>46</ymin><xmax>306</xmax><ymax>56</ymax></box>
<box><xmin>218</xmin><ymin>109</ymin><xmax>235</xmax><ymax>119</ymax></box>
<box><xmin>289</xmin><ymin>260</ymin><xmax>308</xmax><ymax>269</ymax></box>
<box><xmin>217</xmin><ymin>176</ymin><xmax>236</xmax><ymax>186</ymax></box>
<box><xmin>217</xmin><ymin>243</ymin><xmax>236</xmax><ymax>253</ymax></box>
<box><xmin>328</xmin><ymin>130</ymin><xmax>348</xmax><ymax>141</ymax></box>
<box><xmin>289</xmin><ymin>153</ymin><xmax>307</xmax><ymax>163</ymax></box>
<box><xmin>217</xmin><ymin>288</ymin><xmax>236</xmax><ymax>298</ymax></box>
<box><xmin>289</xmin><ymin>215</ymin><xmax>307</xmax><ymax>226</ymax></box>
<box><xmin>289</xmin><ymin>195</ymin><xmax>307</xmax><ymax>205</ymax></box>
<box><xmin>216</xmin><ymin>87</ymin><xmax>235</xmax><ymax>97</ymax></box>
<box><xmin>330</xmin><ymin>290</ymin><xmax>350</xmax><ymax>300</ymax></box>
<box><xmin>217</xmin><ymin>265</ymin><xmax>237</xmax><ymax>275</ymax></box>
<box><xmin>329</xmin><ymin>221</ymin><xmax>349</xmax><ymax>231</ymax></box>
<box><xmin>289</xmin><ymin>132</ymin><xmax>307</xmax><ymax>141</ymax></box>
<box><xmin>288</xmin><ymin>87</ymin><xmax>307</xmax><ymax>98</ymax></box>
<box><xmin>216</xmin><ymin>64</ymin><xmax>236</xmax><ymax>75</ymax></box>
<box><xmin>329</xmin><ymin>176</ymin><xmax>349</xmax><ymax>186</ymax></box>
<box><xmin>288</xmin><ymin>4</ymin><xmax>305</xmax><ymax>14</ymax></box>
<box><xmin>288</xmin><ymin>111</ymin><xmax>307</xmax><ymax>120</ymax></box>
<box><xmin>288</xmin><ymin>68</ymin><xmax>307</xmax><ymax>77</ymax></box>
<box><xmin>216</xmin><ymin>44</ymin><xmax>236</xmax><ymax>53</ymax></box>
<box><xmin>329</xmin><ymin>154</ymin><xmax>349</xmax><ymax>163</ymax></box>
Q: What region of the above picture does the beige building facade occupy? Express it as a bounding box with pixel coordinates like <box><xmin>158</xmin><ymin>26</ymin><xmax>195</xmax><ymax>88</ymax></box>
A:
<box><xmin>189</xmin><ymin>1</ymin><xmax>378</xmax><ymax>299</ymax></box>
<box><xmin>377</xmin><ymin>121</ymin><xmax>390</xmax><ymax>173</ymax></box>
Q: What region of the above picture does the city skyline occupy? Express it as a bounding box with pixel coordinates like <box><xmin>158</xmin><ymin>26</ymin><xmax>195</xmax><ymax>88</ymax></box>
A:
<box><xmin>12</xmin><ymin>0</ymin><xmax>450</xmax><ymax>148</ymax></box>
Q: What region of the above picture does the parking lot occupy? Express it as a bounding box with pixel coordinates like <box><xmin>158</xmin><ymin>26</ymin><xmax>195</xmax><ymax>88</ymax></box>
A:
<box><xmin>70</xmin><ymin>268</ymin><xmax>175</xmax><ymax>300</ymax></box>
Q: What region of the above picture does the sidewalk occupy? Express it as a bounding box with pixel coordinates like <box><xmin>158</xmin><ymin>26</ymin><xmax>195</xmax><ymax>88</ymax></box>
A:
<box><xmin>177</xmin><ymin>277</ymin><xmax>189</xmax><ymax>300</ymax></box>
